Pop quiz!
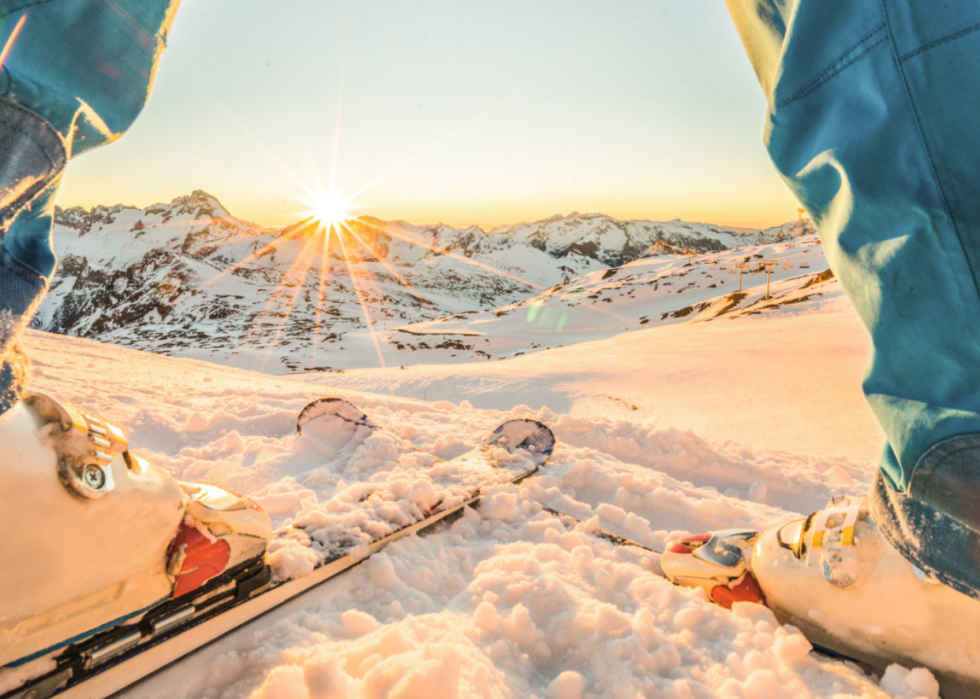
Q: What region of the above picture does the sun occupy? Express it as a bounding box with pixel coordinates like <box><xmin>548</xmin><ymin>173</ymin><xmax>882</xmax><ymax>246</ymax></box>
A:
<box><xmin>306</xmin><ymin>189</ymin><xmax>355</xmax><ymax>230</ymax></box>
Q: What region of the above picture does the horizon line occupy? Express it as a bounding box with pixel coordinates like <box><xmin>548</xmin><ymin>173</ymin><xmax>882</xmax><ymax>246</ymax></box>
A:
<box><xmin>54</xmin><ymin>190</ymin><xmax>789</xmax><ymax>234</ymax></box>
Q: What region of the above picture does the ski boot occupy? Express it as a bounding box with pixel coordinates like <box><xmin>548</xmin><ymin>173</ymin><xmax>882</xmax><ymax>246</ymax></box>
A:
<box><xmin>661</xmin><ymin>497</ymin><xmax>980</xmax><ymax>697</ymax></box>
<box><xmin>0</xmin><ymin>392</ymin><xmax>273</xmax><ymax>695</ymax></box>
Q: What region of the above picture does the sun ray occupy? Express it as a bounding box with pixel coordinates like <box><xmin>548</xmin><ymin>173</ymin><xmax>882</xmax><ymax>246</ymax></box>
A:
<box><xmin>161</xmin><ymin>1</ymin><xmax>657</xmax><ymax>373</ymax></box>
<box><xmin>329</xmin><ymin>0</ymin><xmax>351</xmax><ymax>193</ymax></box>
<box><xmin>335</xmin><ymin>226</ymin><xmax>386</xmax><ymax>368</ymax></box>
<box><xmin>282</xmin><ymin>96</ymin><xmax>324</xmax><ymax>192</ymax></box>
<box><xmin>0</xmin><ymin>14</ymin><xmax>27</xmax><ymax>74</ymax></box>
<box><xmin>356</xmin><ymin>220</ymin><xmax>634</xmax><ymax>326</ymax></box>
<box><xmin>234</xmin><ymin>226</ymin><xmax>319</xmax><ymax>353</ymax></box>
<box><xmin>346</xmin><ymin>62</ymin><xmax>553</xmax><ymax>204</ymax></box>
<box><xmin>344</xmin><ymin>16</ymin><xmax>631</xmax><ymax>206</ymax></box>
<box><xmin>98</xmin><ymin>216</ymin><xmax>222</xmax><ymax>239</ymax></box>
<box><xmin>259</xmin><ymin>235</ymin><xmax>316</xmax><ymax>319</ymax></box>
<box><xmin>342</xmin><ymin>222</ymin><xmax>436</xmax><ymax>312</ymax></box>
<box><xmin>98</xmin><ymin>214</ymin><xmax>280</xmax><ymax>267</ymax></box>
<box><xmin>196</xmin><ymin>82</ymin><xmax>317</xmax><ymax>201</ymax></box>
<box><xmin>359</xmin><ymin>218</ymin><xmax>543</xmax><ymax>290</ymax></box>
<box><xmin>195</xmin><ymin>220</ymin><xmax>316</xmax><ymax>290</ymax></box>
<box><xmin>338</xmin><ymin>222</ymin><xmax>424</xmax><ymax>337</ymax></box>
<box><xmin>310</xmin><ymin>229</ymin><xmax>334</xmax><ymax>369</ymax></box>
<box><xmin>257</xmin><ymin>236</ymin><xmax>320</xmax><ymax>372</ymax></box>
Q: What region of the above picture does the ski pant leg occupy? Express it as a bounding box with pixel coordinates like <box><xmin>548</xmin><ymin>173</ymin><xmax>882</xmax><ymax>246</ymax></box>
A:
<box><xmin>725</xmin><ymin>0</ymin><xmax>980</xmax><ymax>598</ymax></box>
<box><xmin>0</xmin><ymin>0</ymin><xmax>182</xmax><ymax>413</ymax></box>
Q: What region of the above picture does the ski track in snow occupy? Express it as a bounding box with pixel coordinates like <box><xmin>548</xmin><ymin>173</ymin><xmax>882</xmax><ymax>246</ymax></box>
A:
<box><xmin>18</xmin><ymin>318</ymin><xmax>941</xmax><ymax>699</ymax></box>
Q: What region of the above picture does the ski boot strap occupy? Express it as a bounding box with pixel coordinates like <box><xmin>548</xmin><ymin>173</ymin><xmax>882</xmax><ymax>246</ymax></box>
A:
<box><xmin>25</xmin><ymin>391</ymin><xmax>131</xmax><ymax>499</ymax></box>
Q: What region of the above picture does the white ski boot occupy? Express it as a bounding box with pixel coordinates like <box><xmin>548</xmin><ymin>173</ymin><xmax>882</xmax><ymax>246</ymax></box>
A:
<box><xmin>0</xmin><ymin>392</ymin><xmax>272</xmax><ymax>688</ymax></box>
<box><xmin>661</xmin><ymin>497</ymin><xmax>980</xmax><ymax>697</ymax></box>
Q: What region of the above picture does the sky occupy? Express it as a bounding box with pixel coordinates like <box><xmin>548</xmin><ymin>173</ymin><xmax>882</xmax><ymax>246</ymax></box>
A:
<box><xmin>56</xmin><ymin>0</ymin><xmax>801</xmax><ymax>230</ymax></box>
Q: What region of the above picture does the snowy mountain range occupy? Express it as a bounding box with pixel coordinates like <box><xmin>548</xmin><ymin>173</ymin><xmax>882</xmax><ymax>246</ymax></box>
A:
<box><xmin>38</xmin><ymin>191</ymin><xmax>819</xmax><ymax>373</ymax></box>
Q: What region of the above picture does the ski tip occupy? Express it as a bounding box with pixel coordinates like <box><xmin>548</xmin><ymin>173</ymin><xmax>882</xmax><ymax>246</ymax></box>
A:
<box><xmin>485</xmin><ymin>419</ymin><xmax>556</xmax><ymax>467</ymax></box>
<box><xmin>296</xmin><ymin>398</ymin><xmax>377</xmax><ymax>435</ymax></box>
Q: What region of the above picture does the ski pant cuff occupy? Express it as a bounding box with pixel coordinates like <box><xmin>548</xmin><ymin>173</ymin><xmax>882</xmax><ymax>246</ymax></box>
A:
<box><xmin>0</xmin><ymin>251</ymin><xmax>44</xmax><ymax>415</ymax></box>
<box><xmin>869</xmin><ymin>462</ymin><xmax>980</xmax><ymax>600</ymax></box>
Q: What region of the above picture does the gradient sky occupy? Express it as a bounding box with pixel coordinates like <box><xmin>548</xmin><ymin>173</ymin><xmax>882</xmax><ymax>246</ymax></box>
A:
<box><xmin>56</xmin><ymin>0</ymin><xmax>801</xmax><ymax>230</ymax></box>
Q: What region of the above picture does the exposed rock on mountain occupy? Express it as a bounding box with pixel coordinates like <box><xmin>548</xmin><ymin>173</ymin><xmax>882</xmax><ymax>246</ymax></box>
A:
<box><xmin>498</xmin><ymin>212</ymin><xmax>785</xmax><ymax>267</ymax></box>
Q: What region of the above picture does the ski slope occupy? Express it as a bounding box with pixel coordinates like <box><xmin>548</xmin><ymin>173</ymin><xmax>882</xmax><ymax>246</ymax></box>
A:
<box><xmin>324</xmin><ymin>297</ymin><xmax>878</xmax><ymax>466</ymax></box>
<box><xmin>15</xmin><ymin>286</ymin><xmax>945</xmax><ymax>699</ymax></box>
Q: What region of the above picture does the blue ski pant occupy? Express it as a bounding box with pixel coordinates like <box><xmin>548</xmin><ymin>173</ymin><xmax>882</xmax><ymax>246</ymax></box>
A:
<box><xmin>2</xmin><ymin>0</ymin><xmax>980</xmax><ymax>596</ymax></box>
<box><xmin>728</xmin><ymin>0</ymin><xmax>980</xmax><ymax>598</ymax></box>
<box><xmin>0</xmin><ymin>0</ymin><xmax>180</xmax><ymax>409</ymax></box>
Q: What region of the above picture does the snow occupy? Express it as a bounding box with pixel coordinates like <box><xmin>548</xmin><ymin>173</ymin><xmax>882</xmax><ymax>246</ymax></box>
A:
<box><xmin>321</xmin><ymin>305</ymin><xmax>881</xmax><ymax>466</ymax></box>
<box><xmin>16</xmin><ymin>273</ymin><xmax>941</xmax><ymax>698</ymax></box>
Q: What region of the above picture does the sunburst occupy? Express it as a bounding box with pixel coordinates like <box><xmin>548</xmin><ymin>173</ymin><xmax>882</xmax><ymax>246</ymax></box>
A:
<box><xmin>303</xmin><ymin>189</ymin><xmax>355</xmax><ymax>233</ymax></box>
<box><xmin>190</xmin><ymin>180</ymin><xmax>560</xmax><ymax>373</ymax></box>
<box><xmin>183</xmin><ymin>0</ymin><xmax>644</xmax><ymax>371</ymax></box>
<box><xmin>225</xmin><ymin>187</ymin><xmax>554</xmax><ymax>371</ymax></box>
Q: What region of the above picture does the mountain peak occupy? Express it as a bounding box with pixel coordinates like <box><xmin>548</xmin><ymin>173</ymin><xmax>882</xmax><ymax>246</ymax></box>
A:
<box><xmin>167</xmin><ymin>190</ymin><xmax>230</xmax><ymax>219</ymax></box>
<box><xmin>536</xmin><ymin>214</ymin><xmax>566</xmax><ymax>224</ymax></box>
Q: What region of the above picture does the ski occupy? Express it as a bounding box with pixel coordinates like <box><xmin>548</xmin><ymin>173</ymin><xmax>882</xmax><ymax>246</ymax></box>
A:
<box><xmin>542</xmin><ymin>507</ymin><xmax>661</xmax><ymax>556</ymax></box>
<box><xmin>543</xmin><ymin>507</ymin><xmax>770</xmax><ymax>605</ymax></box>
<box><xmin>539</xmin><ymin>507</ymin><xmax>930</xmax><ymax>689</ymax></box>
<box><xmin>2</xmin><ymin>399</ymin><xmax>555</xmax><ymax>699</ymax></box>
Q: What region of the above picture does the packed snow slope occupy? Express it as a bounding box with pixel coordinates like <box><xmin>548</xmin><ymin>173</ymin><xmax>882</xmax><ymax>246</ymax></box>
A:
<box><xmin>16</xmin><ymin>294</ymin><xmax>930</xmax><ymax>699</ymax></box>
<box><xmin>39</xmin><ymin>191</ymin><xmax>807</xmax><ymax>373</ymax></box>
<box><xmin>322</xmin><ymin>290</ymin><xmax>880</xmax><ymax>465</ymax></box>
